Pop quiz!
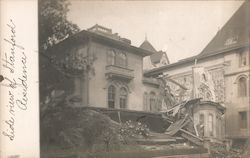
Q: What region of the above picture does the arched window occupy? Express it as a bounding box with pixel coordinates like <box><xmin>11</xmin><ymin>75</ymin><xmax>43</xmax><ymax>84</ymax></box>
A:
<box><xmin>116</xmin><ymin>52</ymin><xmax>127</xmax><ymax>68</ymax></box>
<box><xmin>119</xmin><ymin>87</ymin><xmax>127</xmax><ymax>109</ymax></box>
<box><xmin>107</xmin><ymin>50</ymin><xmax>115</xmax><ymax>65</ymax></box>
<box><xmin>149</xmin><ymin>91</ymin><xmax>156</xmax><ymax>112</ymax></box>
<box><xmin>108</xmin><ymin>85</ymin><xmax>116</xmax><ymax>108</ymax></box>
<box><xmin>208</xmin><ymin>114</ymin><xmax>214</xmax><ymax>137</ymax></box>
<box><xmin>238</xmin><ymin>77</ymin><xmax>247</xmax><ymax>97</ymax></box>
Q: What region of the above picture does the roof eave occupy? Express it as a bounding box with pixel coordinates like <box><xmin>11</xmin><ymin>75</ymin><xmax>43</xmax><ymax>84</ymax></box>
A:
<box><xmin>144</xmin><ymin>42</ymin><xmax>249</xmax><ymax>77</ymax></box>
<box><xmin>47</xmin><ymin>30</ymin><xmax>153</xmax><ymax>57</ymax></box>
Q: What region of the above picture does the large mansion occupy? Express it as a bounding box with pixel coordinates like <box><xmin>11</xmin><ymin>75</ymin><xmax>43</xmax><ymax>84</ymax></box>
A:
<box><xmin>41</xmin><ymin>1</ymin><xmax>249</xmax><ymax>143</ymax></box>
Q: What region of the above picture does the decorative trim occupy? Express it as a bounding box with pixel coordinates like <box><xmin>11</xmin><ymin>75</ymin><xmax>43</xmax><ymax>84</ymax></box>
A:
<box><xmin>104</xmin><ymin>79</ymin><xmax>131</xmax><ymax>93</ymax></box>
<box><xmin>206</xmin><ymin>63</ymin><xmax>224</xmax><ymax>71</ymax></box>
<box><xmin>225</xmin><ymin>70</ymin><xmax>250</xmax><ymax>77</ymax></box>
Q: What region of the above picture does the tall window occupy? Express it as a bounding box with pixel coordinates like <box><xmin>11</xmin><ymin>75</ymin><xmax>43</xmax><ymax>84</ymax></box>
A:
<box><xmin>107</xmin><ymin>50</ymin><xmax>115</xmax><ymax>65</ymax></box>
<box><xmin>199</xmin><ymin>114</ymin><xmax>205</xmax><ymax>136</ymax></box>
<box><xmin>239</xmin><ymin>111</ymin><xmax>247</xmax><ymax>129</ymax></box>
<box><xmin>239</xmin><ymin>51</ymin><xmax>247</xmax><ymax>67</ymax></box>
<box><xmin>238</xmin><ymin>77</ymin><xmax>247</xmax><ymax>97</ymax></box>
<box><xmin>208</xmin><ymin>114</ymin><xmax>214</xmax><ymax>137</ymax></box>
<box><xmin>119</xmin><ymin>87</ymin><xmax>127</xmax><ymax>109</ymax></box>
<box><xmin>116</xmin><ymin>52</ymin><xmax>127</xmax><ymax>67</ymax></box>
<box><xmin>108</xmin><ymin>85</ymin><xmax>116</xmax><ymax>108</ymax></box>
<box><xmin>107</xmin><ymin>50</ymin><xmax>127</xmax><ymax>68</ymax></box>
<box><xmin>149</xmin><ymin>91</ymin><xmax>156</xmax><ymax>111</ymax></box>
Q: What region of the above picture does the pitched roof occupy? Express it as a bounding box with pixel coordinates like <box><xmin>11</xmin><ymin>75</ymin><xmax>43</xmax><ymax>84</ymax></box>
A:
<box><xmin>198</xmin><ymin>1</ymin><xmax>249</xmax><ymax>57</ymax></box>
<box><xmin>144</xmin><ymin>2</ymin><xmax>250</xmax><ymax>77</ymax></box>
<box><xmin>140</xmin><ymin>39</ymin><xmax>157</xmax><ymax>53</ymax></box>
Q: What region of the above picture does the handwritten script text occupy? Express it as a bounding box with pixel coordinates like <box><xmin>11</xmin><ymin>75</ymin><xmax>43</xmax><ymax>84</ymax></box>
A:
<box><xmin>1</xmin><ymin>19</ymin><xmax>28</xmax><ymax>141</ymax></box>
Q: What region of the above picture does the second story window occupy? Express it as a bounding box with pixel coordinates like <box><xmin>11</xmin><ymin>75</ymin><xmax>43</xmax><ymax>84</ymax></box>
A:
<box><xmin>239</xmin><ymin>51</ymin><xmax>248</xmax><ymax>67</ymax></box>
<box><xmin>107</xmin><ymin>50</ymin><xmax>127</xmax><ymax>68</ymax></box>
<box><xmin>238</xmin><ymin>77</ymin><xmax>247</xmax><ymax>97</ymax></box>
<box><xmin>107</xmin><ymin>50</ymin><xmax>115</xmax><ymax>65</ymax></box>
<box><xmin>116</xmin><ymin>52</ymin><xmax>127</xmax><ymax>67</ymax></box>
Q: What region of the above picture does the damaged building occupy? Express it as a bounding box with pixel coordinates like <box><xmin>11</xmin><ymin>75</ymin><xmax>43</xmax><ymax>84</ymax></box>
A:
<box><xmin>145</xmin><ymin>1</ymin><xmax>249</xmax><ymax>145</ymax></box>
<box><xmin>40</xmin><ymin>1</ymin><xmax>249</xmax><ymax>157</ymax></box>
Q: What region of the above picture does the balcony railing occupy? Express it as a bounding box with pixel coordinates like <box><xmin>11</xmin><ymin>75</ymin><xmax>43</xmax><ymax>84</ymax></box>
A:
<box><xmin>105</xmin><ymin>65</ymin><xmax>134</xmax><ymax>80</ymax></box>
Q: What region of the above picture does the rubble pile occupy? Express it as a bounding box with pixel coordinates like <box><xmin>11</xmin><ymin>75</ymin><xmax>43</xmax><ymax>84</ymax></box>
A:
<box><xmin>161</xmin><ymin>98</ymin><xmax>238</xmax><ymax>157</ymax></box>
<box><xmin>163</xmin><ymin>99</ymin><xmax>203</xmax><ymax>146</ymax></box>
<box><xmin>209</xmin><ymin>141</ymin><xmax>229</xmax><ymax>157</ymax></box>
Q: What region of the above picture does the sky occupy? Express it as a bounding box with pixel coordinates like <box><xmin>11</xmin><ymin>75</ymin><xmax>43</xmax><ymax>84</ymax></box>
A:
<box><xmin>68</xmin><ymin>1</ymin><xmax>243</xmax><ymax>63</ymax></box>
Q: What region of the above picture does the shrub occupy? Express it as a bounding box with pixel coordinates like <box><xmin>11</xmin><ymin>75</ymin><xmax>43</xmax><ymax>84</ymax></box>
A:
<box><xmin>119</xmin><ymin>120</ymin><xmax>150</xmax><ymax>141</ymax></box>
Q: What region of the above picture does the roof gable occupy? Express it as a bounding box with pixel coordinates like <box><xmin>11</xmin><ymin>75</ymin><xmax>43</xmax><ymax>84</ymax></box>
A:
<box><xmin>140</xmin><ymin>40</ymin><xmax>157</xmax><ymax>53</ymax></box>
<box><xmin>144</xmin><ymin>2</ymin><xmax>249</xmax><ymax>76</ymax></box>
<box><xmin>199</xmin><ymin>1</ymin><xmax>249</xmax><ymax>57</ymax></box>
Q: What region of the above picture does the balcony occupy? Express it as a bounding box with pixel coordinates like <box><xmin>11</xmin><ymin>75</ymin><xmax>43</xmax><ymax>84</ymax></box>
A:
<box><xmin>105</xmin><ymin>65</ymin><xmax>134</xmax><ymax>81</ymax></box>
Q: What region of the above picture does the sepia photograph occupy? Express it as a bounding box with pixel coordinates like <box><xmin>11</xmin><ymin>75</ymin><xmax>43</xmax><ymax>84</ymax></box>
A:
<box><xmin>39</xmin><ymin>0</ymin><xmax>249</xmax><ymax>158</ymax></box>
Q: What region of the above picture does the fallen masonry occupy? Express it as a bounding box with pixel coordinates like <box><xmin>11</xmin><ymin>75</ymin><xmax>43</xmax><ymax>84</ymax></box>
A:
<box><xmin>90</xmin><ymin>98</ymin><xmax>245</xmax><ymax>157</ymax></box>
<box><xmin>40</xmin><ymin>98</ymin><xmax>247</xmax><ymax>158</ymax></box>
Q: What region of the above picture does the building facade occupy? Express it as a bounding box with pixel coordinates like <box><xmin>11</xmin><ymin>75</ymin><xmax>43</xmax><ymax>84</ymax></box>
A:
<box><xmin>45</xmin><ymin>24</ymin><xmax>162</xmax><ymax>112</ymax></box>
<box><xmin>42</xmin><ymin>2</ymin><xmax>249</xmax><ymax>142</ymax></box>
<box><xmin>145</xmin><ymin>2</ymin><xmax>250</xmax><ymax>140</ymax></box>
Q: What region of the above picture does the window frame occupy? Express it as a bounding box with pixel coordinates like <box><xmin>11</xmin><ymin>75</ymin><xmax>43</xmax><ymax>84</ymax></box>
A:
<box><xmin>119</xmin><ymin>87</ymin><xmax>128</xmax><ymax>109</ymax></box>
<box><xmin>108</xmin><ymin>85</ymin><xmax>116</xmax><ymax>108</ymax></box>
<box><xmin>238</xmin><ymin>77</ymin><xmax>247</xmax><ymax>97</ymax></box>
<box><xmin>107</xmin><ymin>50</ymin><xmax>115</xmax><ymax>65</ymax></box>
<box><xmin>239</xmin><ymin>50</ymin><xmax>248</xmax><ymax>67</ymax></box>
<box><xmin>239</xmin><ymin>111</ymin><xmax>247</xmax><ymax>129</ymax></box>
<box><xmin>107</xmin><ymin>49</ymin><xmax>127</xmax><ymax>68</ymax></box>
<box><xmin>149</xmin><ymin>91</ymin><xmax>156</xmax><ymax>112</ymax></box>
<box><xmin>208</xmin><ymin>113</ymin><xmax>214</xmax><ymax>137</ymax></box>
<box><xmin>115</xmin><ymin>51</ymin><xmax>127</xmax><ymax>68</ymax></box>
<box><xmin>199</xmin><ymin>113</ymin><xmax>205</xmax><ymax>137</ymax></box>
